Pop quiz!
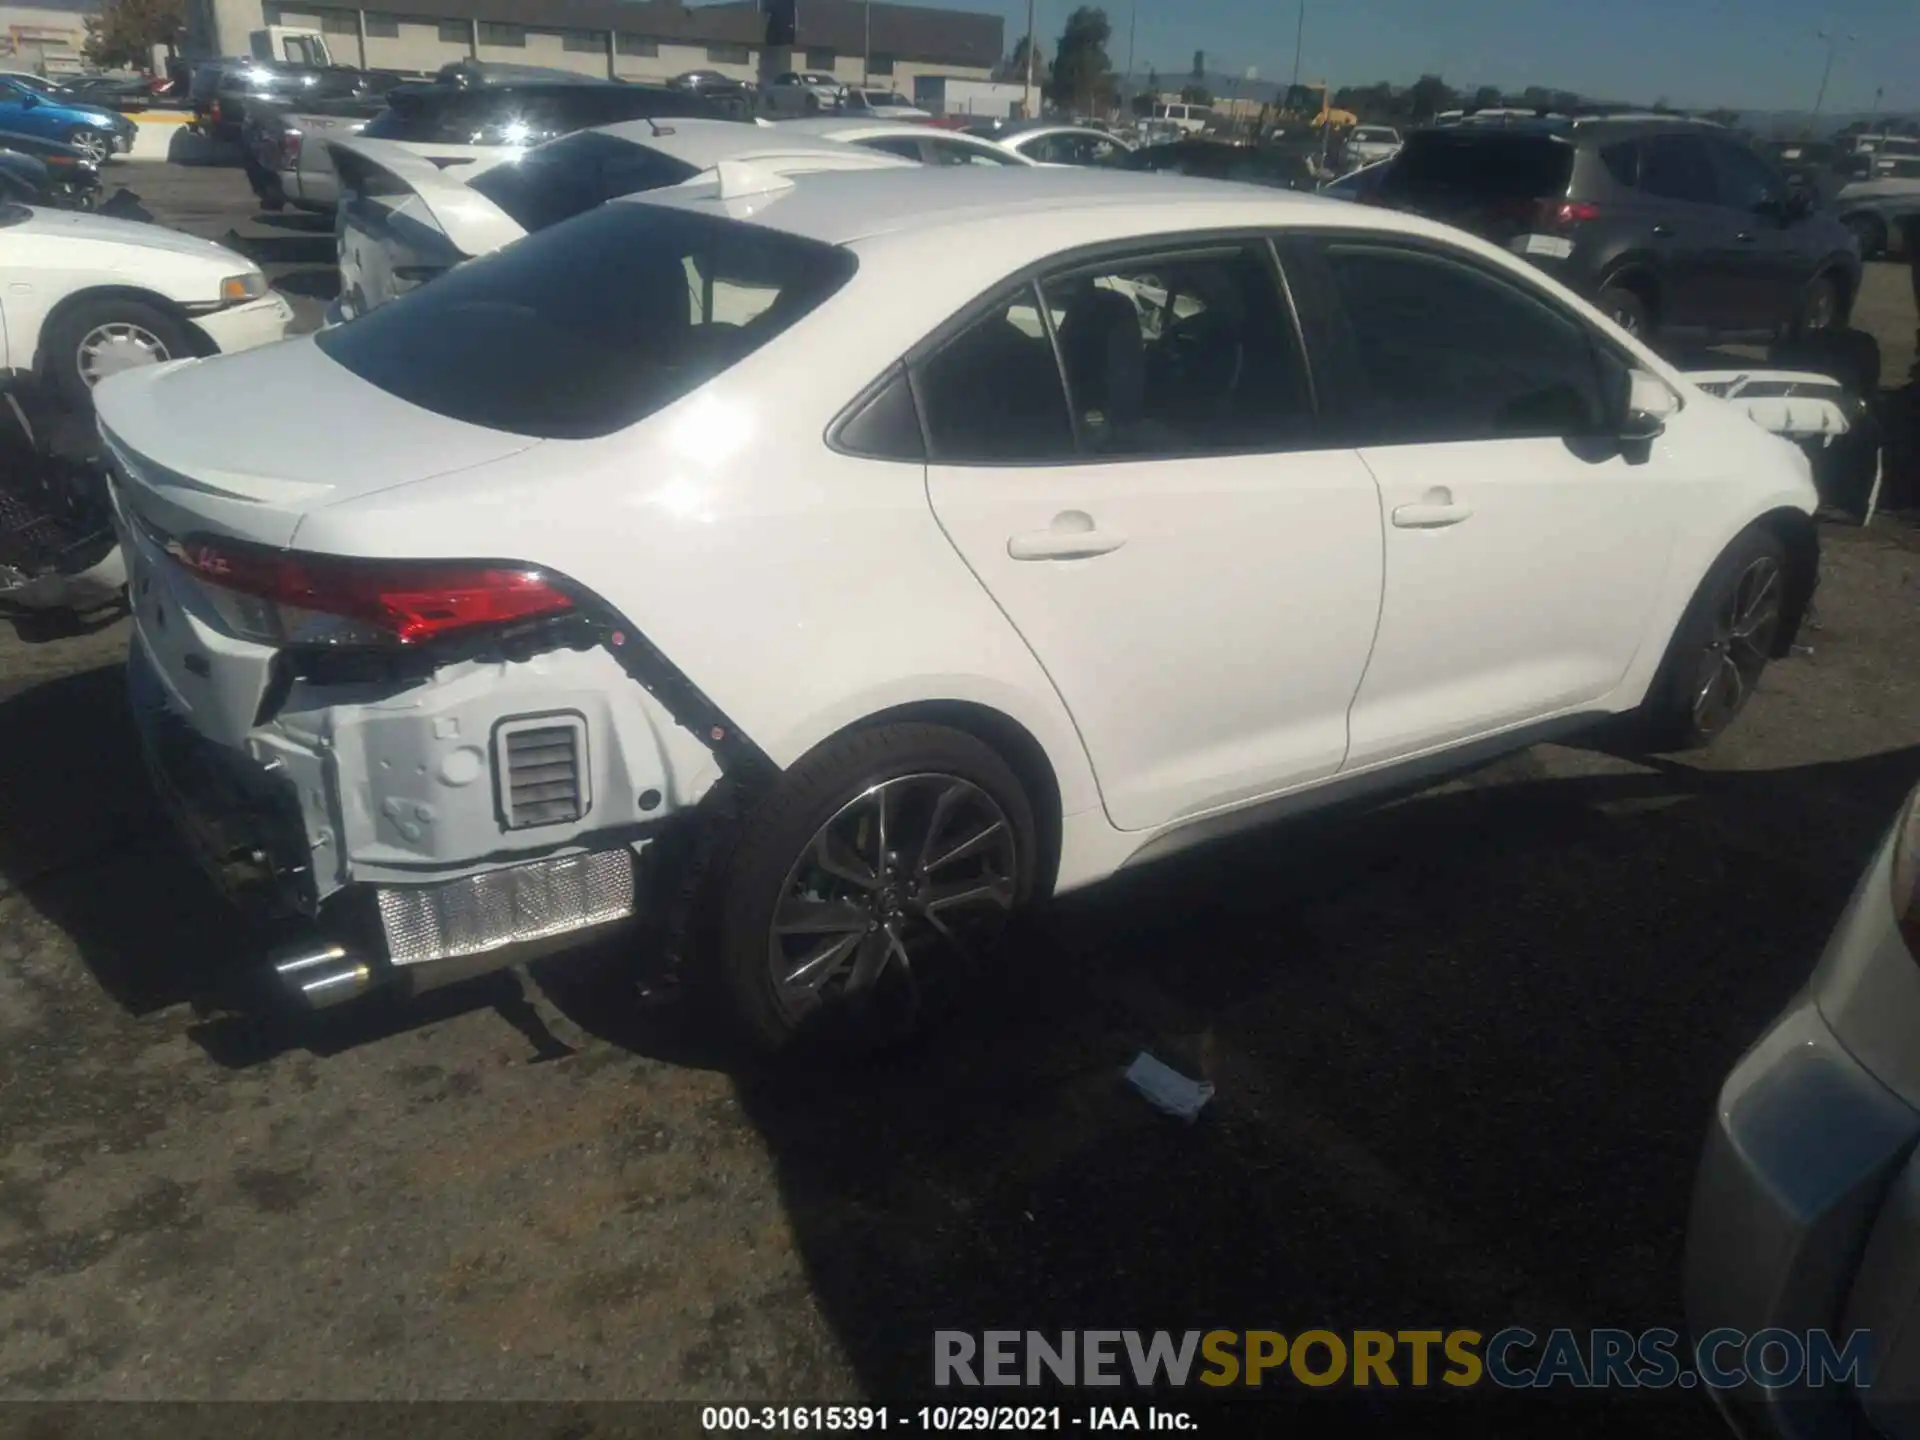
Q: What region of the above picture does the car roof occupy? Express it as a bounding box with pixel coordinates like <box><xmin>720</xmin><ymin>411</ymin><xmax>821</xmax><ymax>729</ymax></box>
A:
<box><xmin>775</xmin><ymin>116</ymin><xmax>953</xmax><ymax>141</ymax></box>
<box><xmin>626</xmin><ymin>161</ymin><xmax>1445</xmax><ymax>252</ymax></box>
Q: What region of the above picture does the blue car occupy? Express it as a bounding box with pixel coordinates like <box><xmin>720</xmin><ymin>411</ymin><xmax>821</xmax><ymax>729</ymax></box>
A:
<box><xmin>0</xmin><ymin>78</ymin><xmax>137</xmax><ymax>163</ymax></box>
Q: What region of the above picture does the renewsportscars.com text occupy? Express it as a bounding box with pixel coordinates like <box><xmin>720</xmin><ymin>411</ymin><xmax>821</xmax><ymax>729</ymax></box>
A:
<box><xmin>932</xmin><ymin>1328</ymin><xmax>1874</xmax><ymax>1391</ymax></box>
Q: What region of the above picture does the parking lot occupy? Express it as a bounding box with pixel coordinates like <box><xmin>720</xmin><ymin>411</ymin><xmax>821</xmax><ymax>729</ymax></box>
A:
<box><xmin>2</xmin><ymin>156</ymin><xmax>1919</xmax><ymax>1431</ymax></box>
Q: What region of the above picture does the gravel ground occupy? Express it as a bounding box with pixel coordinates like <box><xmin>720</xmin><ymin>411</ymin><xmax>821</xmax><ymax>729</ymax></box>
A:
<box><xmin>0</xmin><ymin>159</ymin><xmax>1917</xmax><ymax>1433</ymax></box>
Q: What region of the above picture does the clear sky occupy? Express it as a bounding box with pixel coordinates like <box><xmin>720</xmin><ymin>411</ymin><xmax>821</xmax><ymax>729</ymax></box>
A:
<box><xmin>961</xmin><ymin>0</ymin><xmax>1920</xmax><ymax>114</ymax></box>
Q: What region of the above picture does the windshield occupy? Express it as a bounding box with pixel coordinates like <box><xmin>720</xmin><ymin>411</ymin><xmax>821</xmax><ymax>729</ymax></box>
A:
<box><xmin>315</xmin><ymin>203</ymin><xmax>856</xmax><ymax>439</ymax></box>
<box><xmin>466</xmin><ymin>131</ymin><xmax>698</xmax><ymax>232</ymax></box>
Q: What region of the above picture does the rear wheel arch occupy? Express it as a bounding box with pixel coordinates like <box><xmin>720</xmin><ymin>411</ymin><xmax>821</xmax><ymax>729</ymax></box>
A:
<box><xmin>1594</xmin><ymin>262</ymin><xmax>1661</xmax><ymax>331</ymax></box>
<box><xmin>842</xmin><ymin>699</ymin><xmax>1065</xmax><ymax>900</ymax></box>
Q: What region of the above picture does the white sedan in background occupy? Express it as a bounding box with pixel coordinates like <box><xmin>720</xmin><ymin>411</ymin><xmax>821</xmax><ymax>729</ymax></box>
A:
<box><xmin>98</xmin><ymin>166</ymin><xmax>1820</xmax><ymax>1058</ymax></box>
<box><xmin>0</xmin><ymin>201</ymin><xmax>290</xmax><ymax>407</ymax></box>
<box><xmin>985</xmin><ymin>122</ymin><xmax>1134</xmax><ymax>166</ymax></box>
<box><xmin>775</xmin><ymin>115</ymin><xmax>1036</xmax><ymax>166</ymax></box>
<box><xmin>325</xmin><ymin>118</ymin><xmax>911</xmax><ymax>322</ymax></box>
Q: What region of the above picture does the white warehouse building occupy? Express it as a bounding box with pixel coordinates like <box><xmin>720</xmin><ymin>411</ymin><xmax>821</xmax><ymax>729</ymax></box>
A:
<box><xmin>181</xmin><ymin>0</ymin><xmax>1001</xmax><ymax>91</ymax></box>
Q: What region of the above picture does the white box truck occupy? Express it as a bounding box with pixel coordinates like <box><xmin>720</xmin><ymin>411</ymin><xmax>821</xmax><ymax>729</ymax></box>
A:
<box><xmin>912</xmin><ymin>76</ymin><xmax>1027</xmax><ymax>119</ymax></box>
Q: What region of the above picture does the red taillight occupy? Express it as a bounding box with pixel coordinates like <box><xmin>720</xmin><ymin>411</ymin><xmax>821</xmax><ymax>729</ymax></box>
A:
<box><xmin>170</xmin><ymin>536</ymin><xmax>575</xmax><ymax>647</ymax></box>
<box><xmin>208</xmin><ymin>99</ymin><xmax>222</xmax><ymax>122</ymax></box>
<box><xmin>280</xmin><ymin>129</ymin><xmax>302</xmax><ymax>166</ymax></box>
<box><xmin>1544</xmin><ymin>199</ymin><xmax>1600</xmax><ymax>226</ymax></box>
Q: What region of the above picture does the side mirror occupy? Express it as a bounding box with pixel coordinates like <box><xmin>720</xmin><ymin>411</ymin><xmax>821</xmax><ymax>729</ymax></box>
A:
<box><xmin>1619</xmin><ymin>368</ymin><xmax>1679</xmax><ymax>441</ymax></box>
<box><xmin>18</xmin><ymin>92</ymin><xmax>37</xmax><ymax>108</ymax></box>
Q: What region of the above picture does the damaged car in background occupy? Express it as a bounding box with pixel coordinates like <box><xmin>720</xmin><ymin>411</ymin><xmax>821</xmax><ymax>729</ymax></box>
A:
<box><xmin>91</xmin><ymin>165</ymin><xmax>1836</xmax><ymax>1056</ymax></box>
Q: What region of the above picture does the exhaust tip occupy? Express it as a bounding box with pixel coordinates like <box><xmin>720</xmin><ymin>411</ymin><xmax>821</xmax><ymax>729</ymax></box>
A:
<box><xmin>269</xmin><ymin>939</ymin><xmax>375</xmax><ymax>1010</ymax></box>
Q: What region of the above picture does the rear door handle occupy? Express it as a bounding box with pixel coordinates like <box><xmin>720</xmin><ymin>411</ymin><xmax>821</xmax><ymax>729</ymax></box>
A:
<box><xmin>1008</xmin><ymin>513</ymin><xmax>1128</xmax><ymax>560</ymax></box>
<box><xmin>1008</xmin><ymin>529</ymin><xmax>1128</xmax><ymax>560</ymax></box>
<box><xmin>1392</xmin><ymin>501</ymin><xmax>1474</xmax><ymax>529</ymax></box>
<box><xmin>1735</xmin><ymin>230</ymin><xmax>1757</xmax><ymax>243</ymax></box>
<box><xmin>1651</xmin><ymin>223</ymin><xmax>1675</xmax><ymax>238</ymax></box>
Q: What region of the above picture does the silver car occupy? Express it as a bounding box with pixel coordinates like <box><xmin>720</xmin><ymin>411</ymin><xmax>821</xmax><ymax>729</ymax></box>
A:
<box><xmin>1686</xmin><ymin>780</ymin><xmax>1920</xmax><ymax>1437</ymax></box>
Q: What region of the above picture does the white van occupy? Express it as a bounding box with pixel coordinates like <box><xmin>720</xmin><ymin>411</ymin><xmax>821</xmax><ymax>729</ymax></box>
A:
<box><xmin>1149</xmin><ymin>100</ymin><xmax>1209</xmax><ymax>134</ymax></box>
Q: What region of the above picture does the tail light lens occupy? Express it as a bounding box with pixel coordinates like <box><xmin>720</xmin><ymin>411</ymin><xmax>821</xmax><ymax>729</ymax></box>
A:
<box><xmin>208</xmin><ymin>99</ymin><xmax>222</xmax><ymax>123</ymax></box>
<box><xmin>167</xmin><ymin>535</ymin><xmax>574</xmax><ymax>648</ymax></box>
<box><xmin>280</xmin><ymin>129</ymin><xmax>302</xmax><ymax>167</ymax></box>
<box><xmin>1491</xmin><ymin>197</ymin><xmax>1599</xmax><ymax>229</ymax></box>
<box><xmin>1894</xmin><ymin>784</ymin><xmax>1920</xmax><ymax>958</ymax></box>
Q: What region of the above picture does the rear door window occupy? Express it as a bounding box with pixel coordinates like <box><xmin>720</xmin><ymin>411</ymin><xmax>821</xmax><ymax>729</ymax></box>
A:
<box><xmin>1638</xmin><ymin>133</ymin><xmax>1720</xmax><ymax>205</ymax></box>
<box><xmin>917</xmin><ymin>287</ymin><xmax>1076</xmax><ymax>461</ymax></box>
<box><xmin>315</xmin><ymin>204</ymin><xmax>857</xmax><ymax>439</ymax></box>
<box><xmin>466</xmin><ymin>130</ymin><xmax>699</xmax><ymax>232</ymax></box>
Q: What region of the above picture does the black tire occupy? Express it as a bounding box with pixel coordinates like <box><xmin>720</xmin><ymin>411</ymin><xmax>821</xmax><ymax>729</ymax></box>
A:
<box><xmin>1787</xmin><ymin>272</ymin><xmax>1843</xmax><ymax>342</ymax></box>
<box><xmin>1632</xmin><ymin>526</ymin><xmax>1790</xmax><ymax>753</ymax></box>
<box><xmin>1596</xmin><ymin>282</ymin><xmax>1652</xmax><ymax>339</ymax></box>
<box><xmin>64</xmin><ymin>126</ymin><xmax>111</xmax><ymax>164</ymax></box>
<box><xmin>704</xmin><ymin>722</ymin><xmax>1038</xmax><ymax>1057</ymax></box>
<box><xmin>1842</xmin><ymin>211</ymin><xmax>1886</xmax><ymax>260</ymax></box>
<box><xmin>41</xmin><ymin>295</ymin><xmax>197</xmax><ymax>412</ymax></box>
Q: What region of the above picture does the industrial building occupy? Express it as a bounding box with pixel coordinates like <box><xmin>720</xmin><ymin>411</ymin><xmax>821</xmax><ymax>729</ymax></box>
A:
<box><xmin>0</xmin><ymin>0</ymin><xmax>94</xmax><ymax>73</ymax></box>
<box><xmin>180</xmin><ymin>0</ymin><xmax>1002</xmax><ymax>91</ymax></box>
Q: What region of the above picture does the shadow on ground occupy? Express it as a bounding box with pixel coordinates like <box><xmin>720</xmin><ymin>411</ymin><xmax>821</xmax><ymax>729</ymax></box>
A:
<box><xmin>619</xmin><ymin>742</ymin><xmax>1912</xmax><ymax>1435</ymax></box>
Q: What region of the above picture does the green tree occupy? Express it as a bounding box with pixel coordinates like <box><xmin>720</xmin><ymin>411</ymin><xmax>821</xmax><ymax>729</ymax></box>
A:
<box><xmin>1180</xmin><ymin>83</ymin><xmax>1212</xmax><ymax>106</ymax></box>
<box><xmin>84</xmin><ymin>0</ymin><xmax>183</xmax><ymax>69</ymax></box>
<box><xmin>1408</xmin><ymin>73</ymin><xmax>1455</xmax><ymax>119</ymax></box>
<box><xmin>1000</xmin><ymin>35</ymin><xmax>1045</xmax><ymax>85</ymax></box>
<box><xmin>1047</xmin><ymin>6</ymin><xmax>1115</xmax><ymax>114</ymax></box>
<box><xmin>1469</xmin><ymin>84</ymin><xmax>1502</xmax><ymax>110</ymax></box>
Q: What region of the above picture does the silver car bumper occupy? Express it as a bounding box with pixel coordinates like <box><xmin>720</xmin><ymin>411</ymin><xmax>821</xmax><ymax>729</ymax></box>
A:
<box><xmin>1687</xmin><ymin>812</ymin><xmax>1920</xmax><ymax>1438</ymax></box>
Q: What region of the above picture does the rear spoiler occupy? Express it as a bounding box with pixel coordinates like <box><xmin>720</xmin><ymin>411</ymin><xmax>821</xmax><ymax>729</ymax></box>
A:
<box><xmin>1683</xmin><ymin>368</ymin><xmax>1859</xmax><ymax>440</ymax></box>
<box><xmin>326</xmin><ymin>134</ymin><xmax>528</xmax><ymax>258</ymax></box>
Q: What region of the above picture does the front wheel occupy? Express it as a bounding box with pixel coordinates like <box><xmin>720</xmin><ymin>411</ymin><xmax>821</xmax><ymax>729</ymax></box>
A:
<box><xmin>1596</xmin><ymin>282</ymin><xmax>1652</xmax><ymax>339</ymax></box>
<box><xmin>42</xmin><ymin>295</ymin><xmax>197</xmax><ymax>411</ymax></box>
<box><xmin>65</xmin><ymin>126</ymin><xmax>111</xmax><ymax>164</ymax></box>
<box><xmin>1633</xmin><ymin>527</ymin><xmax>1790</xmax><ymax>752</ymax></box>
<box><xmin>1788</xmin><ymin>273</ymin><xmax>1842</xmax><ymax>341</ymax></box>
<box><xmin>705</xmin><ymin>723</ymin><xmax>1038</xmax><ymax>1057</ymax></box>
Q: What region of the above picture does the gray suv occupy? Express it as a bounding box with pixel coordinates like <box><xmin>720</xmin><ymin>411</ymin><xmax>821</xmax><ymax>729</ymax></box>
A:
<box><xmin>1376</xmin><ymin>115</ymin><xmax>1862</xmax><ymax>348</ymax></box>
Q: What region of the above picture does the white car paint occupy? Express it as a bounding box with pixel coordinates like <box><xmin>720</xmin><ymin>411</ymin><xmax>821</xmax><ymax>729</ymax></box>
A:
<box><xmin>774</xmin><ymin>115</ymin><xmax>1038</xmax><ymax>167</ymax></box>
<box><xmin>95</xmin><ymin>166</ymin><xmax>1819</xmax><ymax>1005</ymax></box>
<box><xmin>992</xmin><ymin>124</ymin><xmax>1136</xmax><ymax>167</ymax></box>
<box><xmin>1343</xmin><ymin>125</ymin><xmax>1403</xmax><ymax>167</ymax></box>
<box><xmin>327</xmin><ymin>119</ymin><xmax>912</xmax><ymax>321</ymax></box>
<box><xmin>0</xmin><ymin>203</ymin><xmax>290</xmax><ymax>379</ymax></box>
<box><xmin>836</xmin><ymin>89</ymin><xmax>930</xmax><ymax>119</ymax></box>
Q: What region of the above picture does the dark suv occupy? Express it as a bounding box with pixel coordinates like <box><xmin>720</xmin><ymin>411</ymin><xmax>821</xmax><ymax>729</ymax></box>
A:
<box><xmin>1375</xmin><ymin>116</ymin><xmax>1861</xmax><ymax>347</ymax></box>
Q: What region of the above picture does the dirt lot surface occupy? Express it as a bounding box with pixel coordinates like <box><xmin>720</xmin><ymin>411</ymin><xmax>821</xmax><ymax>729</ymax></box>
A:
<box><xmin>1</xmin><ymin>159</ymin><xmax>1917</xmax><ymax>1434</ymax></box>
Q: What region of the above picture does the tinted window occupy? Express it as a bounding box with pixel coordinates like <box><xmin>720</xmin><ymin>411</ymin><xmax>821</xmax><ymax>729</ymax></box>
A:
<box><xmin>924</xmin><ymin>136</ymin><xmax>1018</xmax><ymax>166</ymax></box>
<box><xmin>1382</xmin><ymin>132</ymin><xmax>1574</xmax><ymax>201</ymax></box>
<box><xmin>467</xmin><ymin>131</ymin><xmax>698</xmax><ymax>232</ymax></box>
<box><xmin>1711</xmin><ymin>139</ymin><xmax>1783</xmax><ymax>209</ymax></box>
<box><xmin>315</xmin><ymin>205</ymin><xmax>856</xmax><ymax>440</ymax></box>
<box><xmin>918</xmin><ymin>287</ymin><xmax>1075</xmax><ymax>462</ymax></box>
<box><xmin>1599</xmin><ymin>140</ymin><xmax>1638</xmax><ymax>187</ymax></box>
<box><xmin>1638</xmin><ymin>133</ymin><xmax>1719</xmax><ymax>204</ymax></box>
<box><xmin>834</xmin><ymin>367</ymin><xmax>924</xmax><ymax>459</ymax></box>
<box><xmin>1316</xmin><ymin>241</ymin><xmax>1605</xmax><ymax>444</ymax></box>
<box><xmin>859</xmin><ymin>135</ymin><xmax>925</xmax><ymax>162</ymax></box>
<box><xmin>1039</xmin><ymin>245</ymin><xmax>1313</xmax><ymax>456</ymax></box>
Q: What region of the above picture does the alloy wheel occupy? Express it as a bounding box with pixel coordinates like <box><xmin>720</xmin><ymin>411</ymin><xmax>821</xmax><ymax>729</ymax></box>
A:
<box><xmin>1803</xmin><ymin>281</ymin><xmax>1837</xmax><ymax>332</ymax></box>
<box><xmin>1692</xmin><ymin>556</ymin><xmax>1783</xmax><ymax>737</ymax></box>
<box><xmin>766</xmin><ymin>773</ymin><xmax>1018</xmax><ymax>1031</ymax></box>
<box><xmin>75</xmin><ymin>321</ymin><xmax>169</xmax><ymax>386</ymax></box>
<box><xmin>70</xmin><ymin>129</ymin><xmax>109</xmax><ymax>163</ymax></box>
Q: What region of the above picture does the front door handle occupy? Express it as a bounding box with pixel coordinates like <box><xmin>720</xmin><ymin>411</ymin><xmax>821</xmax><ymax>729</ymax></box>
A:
<box><xmin>1007</xmin><ymin>510</ymin><xmax>1127</xmax><ymax>560</ymax></box>
<box><xmin>1651</xmin><ymin>223</ymin><xmax>1675</xmax><ymax>238</ymax></box>
<box><xmin>1392</xmin><ymin>489</ymin><xmax>1474</xmax><ymax>529</ymax></box>
<box><xmin>1735</xmin><ymin>230</ymin><xmax>1757</xmax><ymax>243</ymax></box>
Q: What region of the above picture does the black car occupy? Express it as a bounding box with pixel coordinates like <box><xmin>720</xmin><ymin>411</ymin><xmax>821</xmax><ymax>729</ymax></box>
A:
<box><xmin>361</xmin><ymin>75</ymin><xmax>735</xmax><ymax>146</ymax></box>
<box><xmin>668</xmin><ymin>69</ymin><xmax>755</xmax><ymax>119</ymax></box>
<box><xmin>1376</xmin><ymin>116</ymin><xmax>1862</xmax><ymax>347</ymax></box>
<box><xmin>1117</xmin><ymin>138</ymin><xmax>1319</xmax><ymax>191</ymax></box>
<box><xmin>0</xmin><ymin>130</ymin><xmax>101</xmax><ymax>207</ymax></box>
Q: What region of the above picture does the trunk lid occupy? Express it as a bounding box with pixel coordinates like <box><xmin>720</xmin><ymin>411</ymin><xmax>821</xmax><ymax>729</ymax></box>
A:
<box><xmin>94</xmin><ymin>338</ymin><xmax>539</xmax><ymax>550</ymax></box>
<box><xmin>1378</xmin><ymin>129</ymin><xmax>1578</xmax><ymax>245</ymax></box>
<box><xmin>328</xmin><ymin>135</ymin><xmax>525</xmax><ymax>318</ymax></box>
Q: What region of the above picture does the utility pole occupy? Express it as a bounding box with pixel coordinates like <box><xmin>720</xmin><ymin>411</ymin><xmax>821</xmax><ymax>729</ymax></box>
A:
<box><xmin>1289</xmin><ymin>0</ymin><xmax>1304</xmax><ymax>95</ymax></box>
<box><xmin>1023</xmin><ymin>0</ymin><xmax>1036</xmax><ymax>119</ymax></box>
<box><xmin>1125</xmin><ymin>0</ymin><xmax>1136</xmax><ymax>95</ymax></box>
<box><xmin>862</xmin><ymin>0</ymin><xmax>870</xmax><ymax>87</ymax></box>
<box><xmin>1811</xmin><ymin>28</ymin><xmax>1854</xmax><ymax>119</ymax></box>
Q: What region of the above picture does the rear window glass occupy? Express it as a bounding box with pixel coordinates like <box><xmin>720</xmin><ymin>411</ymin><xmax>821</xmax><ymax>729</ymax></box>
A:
<box><xmin>314</xmin><ymin>203</ymin><xmax>856</xmax><ymax>440</ymax></box>
<box><xmin>467</xmin><ymin>131</ymin><xmax>698</xmax><ymax>232</ymax></box>
<box><xmin>1384</xmin><ymin>132</ymin><xmax>1574</xmax><ymax>200</ymax></box>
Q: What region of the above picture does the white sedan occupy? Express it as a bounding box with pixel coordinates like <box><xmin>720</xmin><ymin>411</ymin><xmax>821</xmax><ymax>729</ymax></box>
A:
<box><xmin>0</xmin><ymin>203</ymin><xmax>290</xmax><ymax>407</ymax></box>
<box><xmin>97</xmin><ymin>167</ymin><xmax>1821</xmax><ymax>1055</ymax></box>
<box><xmin>774</xmin><ymin>115</ymin><xmax>1036</xmax><ymax>167</ymax></box>
<box><xmin>326</xmin><ymin>118</ymin><xmax>911</xmax><ymax>322</ymax></box>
